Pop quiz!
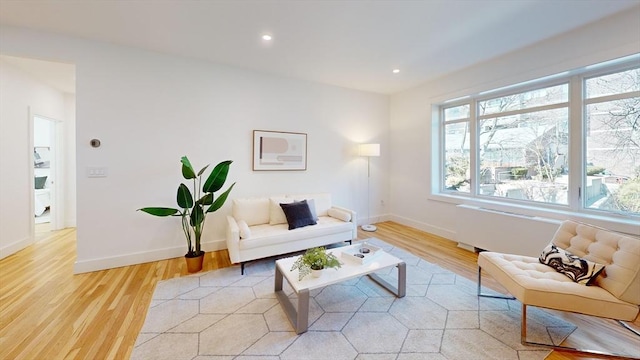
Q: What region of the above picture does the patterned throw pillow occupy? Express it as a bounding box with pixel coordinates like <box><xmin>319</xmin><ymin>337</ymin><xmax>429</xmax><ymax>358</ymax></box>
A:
<box><xmin>539</xmin><ymin>244</ymin><xmax>605</xmax><ymax>285</ymax></box>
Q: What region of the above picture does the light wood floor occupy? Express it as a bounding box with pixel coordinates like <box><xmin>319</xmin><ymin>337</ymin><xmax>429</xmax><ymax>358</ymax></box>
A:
<box><xmin>1</xmin><ymin>221</ymin><xmax>637</xmax><ymax>359</ymax></box>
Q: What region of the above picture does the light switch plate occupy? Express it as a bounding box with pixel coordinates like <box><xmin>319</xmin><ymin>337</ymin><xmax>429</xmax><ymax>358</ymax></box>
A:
<box><xmin>87</xmin><ymin>167</ymin><xmax>108</xmax><ymax>178</ymax></box>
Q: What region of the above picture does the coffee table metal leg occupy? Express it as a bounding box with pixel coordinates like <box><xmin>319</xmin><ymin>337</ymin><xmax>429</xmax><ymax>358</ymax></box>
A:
<box><xmin>296</xmin><ymin>289</ymin><xmax>309</xmax><ymax>334</ymax></box>
<box><xmin>397</xmin><ymin>262</ymin><xmax>406</xmax><ymax>297</ymax></box>
<box><xmin>274</xmin><ymin>266</ymin><xmax>309</xmax><ymax>334</ymax></box>
<box><xmin>367</xmin><ymin>261</ymin><xmax>406</xmax><ymax>298</ymax></box>
<box><xmin>274</xmin><ymin>265</ymin><xmax>283</xmax><ymax>291</ymax></box>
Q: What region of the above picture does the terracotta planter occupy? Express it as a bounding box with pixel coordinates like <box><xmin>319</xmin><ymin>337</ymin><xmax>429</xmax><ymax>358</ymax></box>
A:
<box><xmin>185</xmin><ymin>251</ymin><xmax>205</xmax><ymax>273</ymax></box>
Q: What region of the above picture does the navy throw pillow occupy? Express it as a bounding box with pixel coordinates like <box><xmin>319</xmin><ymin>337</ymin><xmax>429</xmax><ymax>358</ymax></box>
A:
<box><xmin>280</xmin><ymin>200</ymin><xmax>317</xmax><ymax>230</ymax></box>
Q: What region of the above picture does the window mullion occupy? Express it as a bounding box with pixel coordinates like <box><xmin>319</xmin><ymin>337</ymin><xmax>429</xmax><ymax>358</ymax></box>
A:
<box><xmin>584</xmin><ymin>90</ymin><xmax>640</xmax><ymax>105</ymax></box>
<box><xmin>470</xmin><ymin>101</ymin><xmax>478</xmax><ymax>197</ymax></box>
<box><xmin>568</xmin><ymin>76</ymin><xmax>583</xmax><ymax>211</ymax></box>
<box><xmin>477</xmin><ymin>101</ymin><xmax>568</xmax><ymax>120</ymax></box>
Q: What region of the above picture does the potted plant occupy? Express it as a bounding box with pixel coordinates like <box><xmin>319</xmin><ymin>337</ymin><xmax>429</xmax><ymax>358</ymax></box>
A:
<box><xmin>290</xmin><ymin>246</ymin><xmax>341</xmax><ymax>280</ymax></box>
<box><xmin>138</xmin><ymin>156</ymin><xmax>235</xmax><ymax>273</ymax></box>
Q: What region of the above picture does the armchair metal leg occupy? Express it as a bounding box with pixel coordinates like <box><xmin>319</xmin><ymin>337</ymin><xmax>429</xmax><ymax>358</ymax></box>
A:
<box><xmin>521</xmin><ymin>304</ymin><xmax>640</xmax><ymax>359</ymax></box>
<box><xmin>476</xmin><ymin>266</ymin><xmax>515</xmax><ymax>300</ymax></box>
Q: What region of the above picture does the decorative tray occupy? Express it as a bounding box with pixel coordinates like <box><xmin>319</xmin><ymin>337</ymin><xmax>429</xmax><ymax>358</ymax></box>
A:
<box><xmin>340</xmin><ymin>243</ymin><xmax>382</xmax><ymax>265</ymax></box>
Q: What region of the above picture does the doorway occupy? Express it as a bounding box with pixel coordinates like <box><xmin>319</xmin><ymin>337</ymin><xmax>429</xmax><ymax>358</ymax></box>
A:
<box><xmin>32</xmin><ymin>115</ymin><xmax>62</xmax><ymax>232</ymax></box>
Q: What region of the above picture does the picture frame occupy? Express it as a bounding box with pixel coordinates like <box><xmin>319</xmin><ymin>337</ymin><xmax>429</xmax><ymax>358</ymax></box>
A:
<box><xmin>253</xmin><ymin>130</ymin><xmax>307</xmax><ymax>171</ymax></box>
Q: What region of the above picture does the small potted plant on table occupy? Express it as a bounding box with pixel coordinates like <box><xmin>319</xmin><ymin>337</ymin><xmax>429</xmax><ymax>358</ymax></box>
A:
<box><xmin>138</xmin><ymin>156</ymin><xmax>235</xmax><ymax>273</ymax></box>
<box><xmin>290</xmin><ymin>246</ymin><xmax>341</xmax><ymax>280</ymax></box>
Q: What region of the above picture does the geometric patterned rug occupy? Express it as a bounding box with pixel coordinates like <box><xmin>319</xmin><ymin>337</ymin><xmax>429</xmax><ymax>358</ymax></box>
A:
<box><xmin>132</xmin><ymin>238</ymin><xmax>575</xmax><ymax>360</ymax></box>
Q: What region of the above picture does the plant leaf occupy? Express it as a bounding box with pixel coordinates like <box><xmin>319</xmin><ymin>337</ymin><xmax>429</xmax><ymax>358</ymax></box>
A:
<box><xmin>177</xmin><ymin>183</ymin><xmax>193</xmax><ymax>209</ymax></box>
<box><xmin>180</xmin><ymin>156</ymin><xmax>197</xmax><ymax>179</ymax></box>
<box><xmin>138</xmin><ymin>207</ymin><xmax>179</xmax><ymax>216</ymax></box>
<box><xmin>197</xmin><ymin>164</ymin><xmax>210</xmax><ymax>177</ymax></box>
<box><xmin>197</xmin><ymin>193</ymin><xmax>214</xmax><ymax>206</ymax></box>
<box><xmin>190</xmin><ymin>204</ymin><xmax>204</xmax><ymax>227</ymax></box>
<box><xmin>207</xmin><ymin>182</ymin><xmax>235</xmax><ymax>213</ymax></box>
<box><xmin>203</xmin><ymin>160</ymin><xmax>232</xmax><ymax>193</ymax></box>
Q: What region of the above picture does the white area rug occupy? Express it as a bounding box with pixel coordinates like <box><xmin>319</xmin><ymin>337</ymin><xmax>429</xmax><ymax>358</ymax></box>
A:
<box><xmin>132</xmin><ymin>238</ymin><xmax>575</xmax><ymax>360</ymax></box>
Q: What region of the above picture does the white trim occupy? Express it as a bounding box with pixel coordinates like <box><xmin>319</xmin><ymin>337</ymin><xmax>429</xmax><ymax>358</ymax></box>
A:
<box><xmin>584</xmin><ymin>90</ymin><xmax>640</xmax><ymax>105</ymax></box>
<box><xmin>0</xmin><ymin>236</ymin><xmax>32</xmax><ymax>259</ymax></box>
<box><xmin>476</xmin><ymin>101</ymin><xmax>568</xmax><ymax>120</ymax></box>
<box><xmin>28</xmin><ymin>107</ymin><xmax>35</xmax><ymax>246</ymax></box>
<box><xmin>73</xmin><ymin>238</ymin><xmax>227</xmax><ymax>274</ymax></box>
<box><xmin>427</xmin><ymin>46</ymin><xmax>640</xmax><ymax>107</ymax></box>
<box><xmin>388</xmin><ymin>214</ymin><xmax>456</xmax><ymax>240</ymax></box>
<box><xmin>427</xmin><ymin>192</ymin><xmax>639</xmax><ymax>236</ymax></box>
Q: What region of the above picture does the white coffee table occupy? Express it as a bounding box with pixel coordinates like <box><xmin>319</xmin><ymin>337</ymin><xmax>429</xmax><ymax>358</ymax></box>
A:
<box><xmin>274</xmin><ymin>244</ymin><xmax>406</xmax><ymax>334</ymax></box>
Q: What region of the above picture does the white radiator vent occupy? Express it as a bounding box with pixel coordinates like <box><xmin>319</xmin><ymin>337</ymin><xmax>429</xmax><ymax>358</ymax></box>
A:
<box><xmin>456</xmin><ymin>205</ymin><xmax>561</xmax><ymax>257</ymax></box>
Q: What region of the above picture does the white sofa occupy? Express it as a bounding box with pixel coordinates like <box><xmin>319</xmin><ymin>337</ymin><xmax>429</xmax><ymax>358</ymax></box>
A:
<box><xmin>226</xmin><ymin>193</ymin><xmax>357</xmax><ymax>274</ymax></box>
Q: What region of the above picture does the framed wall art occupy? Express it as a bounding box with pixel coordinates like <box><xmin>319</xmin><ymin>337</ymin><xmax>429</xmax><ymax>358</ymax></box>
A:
<box><xmin>253</xmin><ymin>130</ymin><xmax>307</xmax><ymax>171</ymax></box>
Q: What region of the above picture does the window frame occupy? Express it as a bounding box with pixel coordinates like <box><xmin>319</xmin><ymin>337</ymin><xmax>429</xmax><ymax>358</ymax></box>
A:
<box><xmin>434</xmin><ymin>56</ymin><xmax>640</xmax><ymax>225</ymax></box>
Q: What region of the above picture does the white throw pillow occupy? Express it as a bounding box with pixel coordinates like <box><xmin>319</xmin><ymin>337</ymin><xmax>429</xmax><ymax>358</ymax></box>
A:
<box><xmin>306</xmin><ymin>198</ymin><xmax>319</xmax><ymax>220</ymax></box>
<box><xmin>288</xmin><ymin>193</ymin><xmax>332</xmax><ymax>216</ymax></box>
<box><xmin>237</xmin><ymin>220</ymin><xmax>251</xmax><ymax>239</ymax></box>
<box><xmin>232</xmin><ymin>197</ymin><xmax>270</xmax><ymax>226</ymax></box>
<box><xmin>269</xmin><ymin>197</ymin><xmax>294</xmax><ymax>225</ymax></box>
<box><xmin>328</xmin><ymin>207</ymin><xmax>352</xmax><ymax>222</ymax></box>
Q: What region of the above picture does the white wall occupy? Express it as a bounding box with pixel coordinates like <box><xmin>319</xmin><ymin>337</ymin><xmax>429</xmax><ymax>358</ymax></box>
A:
<box><xmin>0</xmin><ymin>60</ymin><xmax>70</xmax><ymax>257</ymax></box>
<box><xmin>389</xmin><ymin>8</ymin><xmax>640</xmax><ymax>240</ymax></box>
<box><xmin>0</xmin><ymin>26</ymin><xmax>390</xmax><ymax>272</ymax></box>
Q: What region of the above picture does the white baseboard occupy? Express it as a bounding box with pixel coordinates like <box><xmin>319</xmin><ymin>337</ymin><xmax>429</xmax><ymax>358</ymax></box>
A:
<box><xmin>387</xmin><ymin>214</ymin><xmax>456</xmax><ymax>241</ymax></box>
<box><xmin>71</xmin><ymin>214</ymin><xmax>455</xmax><ymax>274</ymax></box>
<box><xmin>359</xmin><ymin>213</ymin><xmax>391</xmax><ymax>227</ymax></box>
<box><xmin>73</xmin><ymin>238</ymin><xmax>227</xmax><ymax>274</ymax></box>
<box><xmin>0</xmin><ymin>236</ymin><xmax>33</xmax><ymax>259</ymax></box>
<box><xmin>457</xmin><ymin>242</ymin><xmax>475</xmax><ymax>252</ymax></box>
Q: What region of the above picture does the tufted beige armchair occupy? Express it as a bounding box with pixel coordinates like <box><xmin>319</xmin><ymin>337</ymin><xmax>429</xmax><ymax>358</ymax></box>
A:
<box><xmin>477</xmin><ymin>220</ymin><xmax>640</xmax><ymax>359</ymax></box>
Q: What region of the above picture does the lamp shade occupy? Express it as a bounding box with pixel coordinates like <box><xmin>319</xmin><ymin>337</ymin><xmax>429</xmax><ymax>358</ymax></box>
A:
<box><xmin>359</xmin><ymin>143</ymin><xmax>380</xmax><ymax>157</ymax></box>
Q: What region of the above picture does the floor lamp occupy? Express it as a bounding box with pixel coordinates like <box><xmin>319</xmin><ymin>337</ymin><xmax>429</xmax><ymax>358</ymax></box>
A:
<box><xmin>359</xmin><ymin>143</ymin><xmax>380</xmax><ymax>232</ymax></box>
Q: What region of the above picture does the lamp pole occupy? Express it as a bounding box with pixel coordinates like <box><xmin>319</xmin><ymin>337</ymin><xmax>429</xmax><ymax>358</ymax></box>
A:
<box><xmin>360</xmin><ymin>143</ymin><xmax>379</xmax><ymax>232</ymax></box>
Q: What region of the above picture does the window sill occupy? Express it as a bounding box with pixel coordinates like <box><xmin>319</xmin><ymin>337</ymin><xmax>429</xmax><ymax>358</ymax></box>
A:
<box><xmin>428</xmin><ymin>192</ymin><xmax>639</xmax><ymax>236</ymax></box>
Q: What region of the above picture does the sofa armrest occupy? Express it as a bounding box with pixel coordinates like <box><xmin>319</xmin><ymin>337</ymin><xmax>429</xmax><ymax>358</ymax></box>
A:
<box><xmin>226</xmin><ymin>215</ymin><xmax>241</xmax><ymax>263</ymax></box>
<box><xmin>330</xmin><ymin>205</ymin><xmax>357</xmax><ymax>239</ymax></box>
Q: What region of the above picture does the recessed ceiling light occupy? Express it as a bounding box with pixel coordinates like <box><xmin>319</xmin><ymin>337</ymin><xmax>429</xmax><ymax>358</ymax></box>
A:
<box><xmin>262</xmin><ymin>34</ymin><xmax>272</xmax><ymax>41</ymax></box>
<box><xmin>392</xmin><ymin>69</ymin><xmax>400</xmax><ymax>74</ymax></box>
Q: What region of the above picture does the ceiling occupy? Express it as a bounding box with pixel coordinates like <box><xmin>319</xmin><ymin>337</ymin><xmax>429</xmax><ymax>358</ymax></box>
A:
<box><xmin>0</xmin><ymin>0</ymin><xmax>638</xmax><ymax>94</ymax></box>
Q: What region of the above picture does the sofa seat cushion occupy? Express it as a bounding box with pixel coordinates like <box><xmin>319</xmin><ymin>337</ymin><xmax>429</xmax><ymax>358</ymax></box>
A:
<box><xmin>239</xmin><ymin>216</ymin><xmax>352</xmax><ymax>251</ymax></box>
<box><xmin>478</xmin><ymin>251</ymin><xmax>639</xmax><ymax>321</ymax></box>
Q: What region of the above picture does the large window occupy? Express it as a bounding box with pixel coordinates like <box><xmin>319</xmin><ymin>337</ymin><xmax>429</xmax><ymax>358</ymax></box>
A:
<box><xmin>584</xmin><ymin>68</ymin><xmax>640</xmax><ymax>215</ymax></box>
<box><xmin>439</xmin><ymin>59</ymin><xmax>639</xmax><ymax>218</ymax></box>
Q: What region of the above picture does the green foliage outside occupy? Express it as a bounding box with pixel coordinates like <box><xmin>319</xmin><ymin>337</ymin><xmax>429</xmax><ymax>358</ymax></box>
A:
<box><xmin>445</xmin><ymin>155</ymin><xmax>469</xmax><ymax>190</ymax></box>
<box><xmin>586</xmin><ymin>166</ymin><xmax>606</xmax><ymax>176</ymax></box>
<box><xmin>510</xmin><ymin>167</ymin><xmax>528</xmax><ymax>177</ymax></box>
<box><xmin>611</xmin><ymin>178</ymin><xmax>640</xmax><ymax>214</ymax></box>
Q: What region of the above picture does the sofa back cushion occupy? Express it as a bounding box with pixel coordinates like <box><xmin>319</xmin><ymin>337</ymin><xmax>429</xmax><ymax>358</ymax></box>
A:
<box><xmin>552</xmin><ymin>220</ymin><xmax>640</xmax><ymax>305</ymax></box>
<box><xmin>232</xmin><ymin>197</ymin><xmax>270</xmax><ymax>226</ymax></box>
<box><xmin>269</xmin><ymin>197</ymin><xmax>294</xmax><ymax>225</ymax></box>
<box><xmin>288</xmin><ymin>193</ymin><xmax>332</xmax><ymax>216</ymax></box>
